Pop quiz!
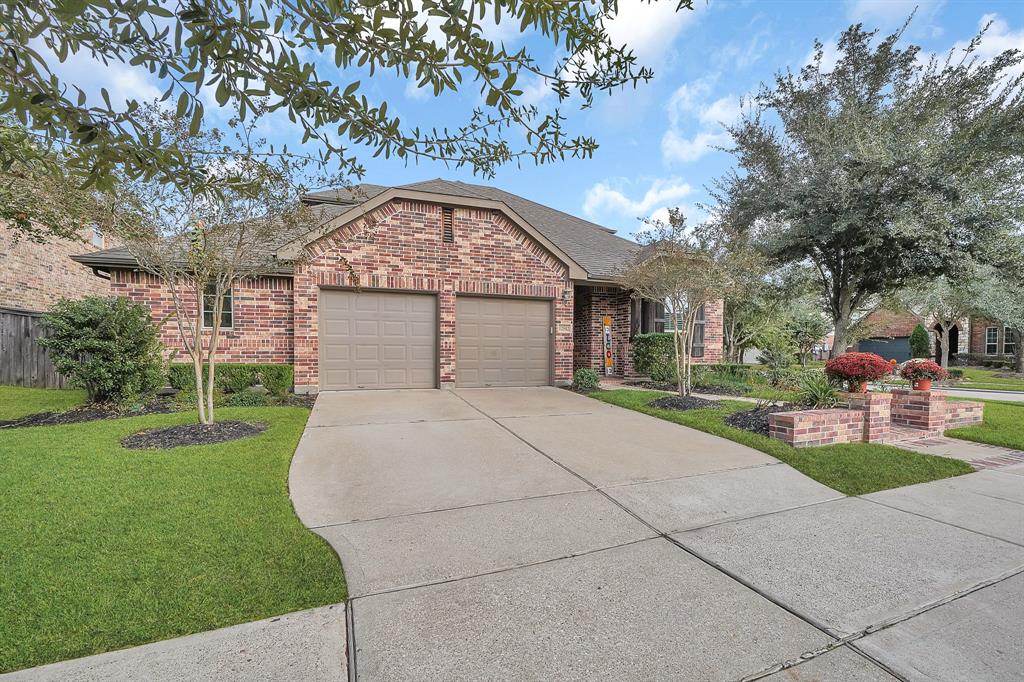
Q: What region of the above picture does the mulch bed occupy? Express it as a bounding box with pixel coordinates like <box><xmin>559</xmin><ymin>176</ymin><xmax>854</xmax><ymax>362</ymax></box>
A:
<box><xmin>0</xmin><ymin>401</ymin><xmax>179</xmax><ymax>430</ymax></box>
<box><xmin>626</xmin><ymin>380</ymin><xmax>748</xmax><ymax>397</ymax></box>
<box><xmin>648</xmin><ymin>395</ymin><xmax>722</xmax><ymax>411</ymax></box>
<box><xmin>121</xmin><ymin>421</ymin><xmax>267</xmax><ymax>449</ymax></box>
<box><xmin>724</xmin><ymin>405</ymin><xmax>797</xmax><ymax>436</ymax></box>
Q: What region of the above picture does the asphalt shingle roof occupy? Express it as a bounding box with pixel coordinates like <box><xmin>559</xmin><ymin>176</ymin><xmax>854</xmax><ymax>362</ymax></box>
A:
<box><xmin>77</xmin><ymin>179</ymin><xmax>639</xmax><ymax>280</ymax></box>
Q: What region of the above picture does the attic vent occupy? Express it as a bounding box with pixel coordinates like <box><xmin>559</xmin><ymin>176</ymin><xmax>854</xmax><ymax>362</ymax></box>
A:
<box><xmin>442</xmin><ymin>207</ymin><xmax>455</xmax><ymax>243</ymax></box>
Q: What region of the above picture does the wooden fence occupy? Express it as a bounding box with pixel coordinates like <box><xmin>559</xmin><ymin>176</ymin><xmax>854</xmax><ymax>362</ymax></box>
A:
<box><xmin>0</xmin><ymin>307</ymin><xmax>68</xmax><ymax>388</ymax></box>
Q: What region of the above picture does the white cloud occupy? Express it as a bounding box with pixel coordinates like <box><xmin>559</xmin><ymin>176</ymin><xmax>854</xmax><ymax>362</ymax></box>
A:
<box><xmin>40</xmin><ymin>44</ymin><xmax>162</xmax><ymax>107</ymax></box>
<box><xmin>846</xmin><ymin>0</ymin><xmax>945</xmax><ymax>38</ymax></box>
<box><xmin>603</xmin><ymin>0</ymin><xmax>701</xmax><ymax>68</ymax></box>
<box><xmin>661</xmin><ymin>81</ymin><xmax>744</xmax><ymax>164</ymax></box>
<box><xmin>582</xmin><ymin>177</ymin><xmax>693</xmax><ymax>222</ymax></box>
<box><xmin>715</xmin><ymin>30</ymin><xmax>770</xmax><ymax>70</ymax></box>
<box><xmin>953</xmin><ymin>14</ymin><xmax>1024</xmax><ymax>82</ymax></box>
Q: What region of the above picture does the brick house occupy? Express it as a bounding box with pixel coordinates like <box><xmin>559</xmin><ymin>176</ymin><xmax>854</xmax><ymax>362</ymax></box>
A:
<box><xmin>856</xmin><ymin>308</ymin><xmax>1016</xmax><ymax>364</ymax></box>
<box><xmin>1</xmin><ymin>221</ymin><xmax>113</xmax><ymax>313</ymax></box>
<box><xmin>73</xmin><ymin>179</ymin><xmax>725</xmax><ymax>392</ymax></box>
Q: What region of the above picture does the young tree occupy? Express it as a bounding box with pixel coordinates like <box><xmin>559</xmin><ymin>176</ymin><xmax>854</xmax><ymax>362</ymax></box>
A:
<box><xmin>712</xmin><ymin>20</ymin><xmax>1024</xmax><ymax>357</ymax></box>
<box><xmin>909</xmin><ymin>324</ymin><xmax>931</xmax><ymax>359</ymax></box>
<box><xmin>619</xmin><ymin>212</ymin><xmax>758</xmax><ymax>396</ymax></box>
<box><xmin>788</xmin><ymin>300</ymin><xmax>830</xmax><ymax>367</ymax></box>
<box><xmin>109</xmin><ymin>106</ymin><xmax>339</xmax><ymax>425</ymax></box>
<box><xmin>901</xmin><ymin>273</ymin><xmax>979</xmax><ymax>368</ymax></box>
<box><xmin>2</xmin><ymin>0</ymin><xmax>693</xmax><ymax>189</ymax></box>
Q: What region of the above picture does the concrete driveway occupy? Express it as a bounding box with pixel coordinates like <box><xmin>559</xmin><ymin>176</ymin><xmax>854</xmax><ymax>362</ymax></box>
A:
<box><xmin>289</xmin><ymin>387</ymin><xmax>1024</xmax><ymax>681</ymax></box>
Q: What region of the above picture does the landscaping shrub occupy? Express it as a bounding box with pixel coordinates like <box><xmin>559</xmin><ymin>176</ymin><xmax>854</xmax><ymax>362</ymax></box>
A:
<box><xmin>825</xmin><ymin>352</ymin><xmax>892</xmax><ymax>390</ymax></box>
<box><xmin>756</xmin><ymin>329</ymin><xmax>797</xmax><ymax>368</ymax></box>
<box><xmin>39</xmin><ymin>296</ymin><xmax>164</xmax><ymax>404</ymax></box>
<box><xmin>223</xmin><ymin>390</ymin><xmax>272</xmax><ymax>407</ymax></box>
<box><xmin>798</xmin><ymin>371</ymin><xmax>840</xmax><ymax>408</ymax></box>
<box><xmin>631</xmin><ymin>333</ymin><xmax>677</xmax><ymax>382</ymax></box>
<box><xmin>571</xmin><ymin>368</ymin><xmax>601</xmax><ymax>391</ymax></box>
<box><xmin>757</xmin><ymin>366</ymin><xmax>816</xmax><ymax>390</ymax></box>
<box><xmin>948</xmin><ymin>368</ymin><xmax>964</xmax><ymax>379</ymax></box>
<box><xmin>258</xmin><ymin>364</ymin><xmax>293</xmax><ymax>396</ymax></box>
<box><xmin>909</xmin><ymin>324</ymin><xmax>931</xmax><ymax>359</ymax></box>
<box><xmin>167</xmin><ymin>363</ymin><xmax>292</xmax><ymax>394</ymax></box>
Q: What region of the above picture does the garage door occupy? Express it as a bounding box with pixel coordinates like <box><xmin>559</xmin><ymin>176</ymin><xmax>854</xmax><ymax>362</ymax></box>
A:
<box><xmin>858</xmin><ymin>337</ymin><xmax>911</xmax><ymax>363</ymax></box>
<box><xmin>456</xmin><ymin>296</ymin><xmax>551</xmax><ymax>387</ymax></box>
<box><xmin>319</xmin><ymin>290</ymin><xmax>436</xmax><ymax>390</ymax></box>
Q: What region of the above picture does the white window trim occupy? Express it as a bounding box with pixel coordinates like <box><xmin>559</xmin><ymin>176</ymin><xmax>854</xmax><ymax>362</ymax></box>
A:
<box><xmin>1004</xmin><ymin>327</ymin><xmax>1017</xmax><ymax>356</ymax></box>
<box><xmin>985</xmin><ymin>326</ymin><xmax>999</xmax><ymax>355</ymax></box>
<box><xmin>202</xmin><ymin>285</ymin><xmax>234</xmax><ymax>330</ymax></box>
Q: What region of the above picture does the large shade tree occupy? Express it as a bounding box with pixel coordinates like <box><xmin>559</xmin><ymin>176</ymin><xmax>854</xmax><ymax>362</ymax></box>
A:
<box><xmin>712</xmin><ymin>19</ymin><xmax>1024</xmax><ymax>357</ymax></box>
<box><xmin>2</xmin><ymin>0</ymin><xmax>693</xmax><ymax>196</ymax></box>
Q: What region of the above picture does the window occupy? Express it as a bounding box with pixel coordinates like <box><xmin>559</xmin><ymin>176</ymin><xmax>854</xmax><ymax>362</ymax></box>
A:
<box><xmin>90</xmin><ymin>225</ymin><xmax>104</xmax><ymax>248</ymax></box>
<box><xmin>202</xmin><ymin>284</ymin><xmax>233</xmax><ymax>329</ymax></box>
<box><xmin>691</xmin><ymin>305</ymin><xmax>706</xmax><ymax>358</ymax></box>
<box><xmin>985</xmin><ymin>327</ymin><xmax>999</xmax><ymax>355</ymax></box>
<box><xmin>441</xmin><ymin>207</ymin><xmax>454</xmax><ymax>243</ymax></box>
<box><xmin>1005</xmin><ymin>328</ymin><xmax>1017</xmax><ymax>356</ymax></box>
<box><xmin>653</xmin><ymin>302</ymin><xmax>666</xmax><ymax>333</ymax></box>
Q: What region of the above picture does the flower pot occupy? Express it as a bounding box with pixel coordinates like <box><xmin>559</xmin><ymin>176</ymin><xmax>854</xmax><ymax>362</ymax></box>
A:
<box><xmin>912</xmin><ymin>378</ymin><xmax>932</xmax><ymax>391</ymax></box>
<box><xmin>850</xmin><ymin>381</ymin><xmax>868</xmax><ymax>393</ymax></box>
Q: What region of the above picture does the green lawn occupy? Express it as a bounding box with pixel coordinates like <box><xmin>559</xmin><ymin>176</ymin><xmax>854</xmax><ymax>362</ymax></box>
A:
<box><xmin>0</xmin><ymin>406</ymin><xmax>346</xmax><ymax>673</ymax></box>
<box><xmin>0</xmin><ymin>386</ymin><xmax>88</xmax><ymax>420</ymax></box>
<box><xmin>591</xmin><ymin>390</ymin><xmax>972</xmax><ymax>496</ymax></box>
<box><xmin>946</xmin><ymin>399</ymin><xmax>1024</xmax><ymax>451</ymax></box>
<box><xmin>953</xmin><ymin>366</ymin><xmax>1024</xmax><ymax>393</ymax></box>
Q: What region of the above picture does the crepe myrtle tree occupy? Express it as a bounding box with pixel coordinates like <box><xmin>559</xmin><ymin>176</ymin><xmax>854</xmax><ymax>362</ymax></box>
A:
<box><xmin>110</xmin><ymin>105</ymin><xmax>343</xmax><ymax>425</ymax></box>
<box><xmin>619</xmin><ymin>211</ymin><xmax>760</xmax><ymax>396</ymax></box>
<box><xmin>711</xmin><ymin>19</ymin><xmax>1024</xmax><ymax>358</ymax></box>
<box><xmin>1</xmin><ymin>0</ymin><xmax>694</xmax><ymax>194</ymax></box>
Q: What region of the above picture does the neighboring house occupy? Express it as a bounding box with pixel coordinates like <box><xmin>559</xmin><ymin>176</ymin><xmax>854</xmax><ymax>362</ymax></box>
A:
<box><xmin>1</xmin><ymin>221</ymin><xmax>112</xmax><ymax>313</ymax></box>
<box><xmin>73</xmin><ymin>179</ymin><xmax>724</xmax><ymax>392</ymax></box>
<box><xmin>856</xmin><ymin>308</ymin><xmax>1013</xmax><ymax>364</ymax></box>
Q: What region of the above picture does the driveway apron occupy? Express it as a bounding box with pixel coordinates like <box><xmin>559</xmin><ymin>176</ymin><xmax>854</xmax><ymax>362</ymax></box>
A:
<box><xmin>289</xmin><ymin>387</ymin><xmax>1024</xmax><ymax>682</ymax></box>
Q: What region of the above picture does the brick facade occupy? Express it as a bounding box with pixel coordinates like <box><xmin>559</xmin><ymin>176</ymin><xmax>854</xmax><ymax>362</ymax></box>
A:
<box><xmin>1</xmin><ymin>222</ymin><xmax>113</xmax><ymax>312</ymax></box>
<box><xmin>969</xmin><ymin>316</ymin><xmax>1015</xmax><ymax>357</ymax></box>
<box><xmin>292</xmin><ymin>199</ymin><xmax>573</xmax><ymax>392</ymax></box>
<box><xmin>769</xmin><ymin>409</ymin><xmax>865</xmax><ymax>447</ymax></box>
<box><xmin>109</xmin><ymin>270</ymin><xmax>294</xmax><ymax>364</ymax></box>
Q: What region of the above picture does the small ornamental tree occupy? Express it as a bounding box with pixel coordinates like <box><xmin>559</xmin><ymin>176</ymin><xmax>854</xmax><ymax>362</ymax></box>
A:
<box><xmin>909</xmin><ymin>324</ymin><xmax>931</xmax><ymax>359</ymax></box>
<box><xmin>39</xmin><ymin>296</ymin><xmax>164</xmax><ymax>404</ymax></box>
<box><xmin>824</xmin><ymin>352</ymin><xmax>892</xmax><ymax>392</ymax></box>
<box><xmin>618</xmin><ymin>213</ymin><xmax>761</xmax><ymax>396</ymax></box>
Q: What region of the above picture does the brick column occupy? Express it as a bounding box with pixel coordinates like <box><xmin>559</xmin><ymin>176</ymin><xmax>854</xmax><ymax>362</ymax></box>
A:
<box><xmin>890</xmin><ymin>389</ymin><xmax>947</xmax><ymax>434</ymax></box>
<box><xmin>843</xmin><ymin>392</ymin><xmax>892</xmax><ymax>443</ymax></box>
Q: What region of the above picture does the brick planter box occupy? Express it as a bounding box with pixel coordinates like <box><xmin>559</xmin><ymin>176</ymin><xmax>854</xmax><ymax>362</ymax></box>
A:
<box><xmin>769</xmin><ymin>389</ymin><xmax>984</xmax><ymax>448</ymax></box>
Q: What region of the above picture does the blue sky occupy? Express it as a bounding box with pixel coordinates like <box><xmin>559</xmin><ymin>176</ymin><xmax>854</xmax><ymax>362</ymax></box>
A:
<box><xmin>57</xmin><ymin>0</ymin><xmax>1024</xmax><ymax>240</ymax></box>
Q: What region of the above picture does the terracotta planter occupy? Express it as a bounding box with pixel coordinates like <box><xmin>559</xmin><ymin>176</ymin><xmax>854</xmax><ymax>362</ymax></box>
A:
<box><xmin>849</xmin><ymin>380</ymin><xmax>868</xmax><ymax>393</ymax></box>
<box><xmin>912</xmin><ymin>378</ymin><xmax>932</xmax><ymax>391</ymax></box>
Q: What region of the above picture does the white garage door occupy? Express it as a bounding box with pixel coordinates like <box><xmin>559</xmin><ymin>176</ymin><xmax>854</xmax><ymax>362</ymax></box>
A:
<box><xmin>456</xmin><ymin>296</ymin><xmax>551</xmax><ymax>387</ymax></box>
<box><xmin>319</xmin><ymin>290</ymin><xmax>436</xmax><ymax>390</ymax></box>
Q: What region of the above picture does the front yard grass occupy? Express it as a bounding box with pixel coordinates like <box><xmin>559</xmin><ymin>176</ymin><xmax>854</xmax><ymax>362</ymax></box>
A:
<box><xmin>953</xmin><ymin>366</ymin><xmax>1024</xmax><ymax>393</ymax></box>
<box><xmin>591</xmin><ymin>390</ymin><xmax>972</xmax><ymax>496</ymax></box>
<box><xmin>946</xmin><ymin>399</ymin><xmax>1024</xmax><ymax>451</ymax></box>
<box><xmin>0</xmin><ymin>385</ymin><xmax>87</xmax><ymax>420</ymax></box>
<box><xmin>0</xmin><ymin>406</ymin><xmax>345</xmax><ymax>674</ymax></box>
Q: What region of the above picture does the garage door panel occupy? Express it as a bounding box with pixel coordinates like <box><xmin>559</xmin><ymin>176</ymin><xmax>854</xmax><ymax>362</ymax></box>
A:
<box><xmin>456</xmin><ymin>296</ymin><xmax>551</xmax><ymax>388</ymax></box>
<box><xmin>319</xmin><ymin>290</ymin><xmax>436</xmax><ymax>390</ymax></box>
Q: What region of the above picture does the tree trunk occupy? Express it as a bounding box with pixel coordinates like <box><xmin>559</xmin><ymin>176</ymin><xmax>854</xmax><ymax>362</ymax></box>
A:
<box><xmin>939</xmin><ymin>324</ymin><xmax>950</xmax><ymax>369</ymax></box>
<box><xmin>672</xmin><ymin>309</ymin><xmax>685</xmax><ymax>397</ymax></box>
<box><xmin>1014</xmin><ymin>329</ymin><xmax>1023</xmax><ymax>374</ymax></box>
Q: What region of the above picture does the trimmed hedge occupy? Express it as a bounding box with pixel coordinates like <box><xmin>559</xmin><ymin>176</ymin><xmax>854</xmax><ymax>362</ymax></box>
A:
<box><xmin>631</xmin><ymin>333</ymin><xmax>677</xmax><ymax>382</ymax></box>
<box><xmin>167</xmin><ymin>363</ymin><xmax>293</xmax><ymax>396</ymax></box>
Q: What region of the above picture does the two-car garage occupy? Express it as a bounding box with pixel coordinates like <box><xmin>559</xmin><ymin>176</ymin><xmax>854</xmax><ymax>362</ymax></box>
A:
<box><xmin>318</xmin><ymin>289</ymin><xmax>552</xmax><ymax>390</ymax></box>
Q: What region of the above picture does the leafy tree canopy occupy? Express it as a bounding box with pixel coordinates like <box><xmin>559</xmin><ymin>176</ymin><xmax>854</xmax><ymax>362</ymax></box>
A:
<box><xmin>712</xmin><ymin>18</ymin><xmax>1024</xmax><ymax>356</ymax></box>
<box><xmin>1</xmin><ymin>0</ymin><xmax>692</xmax><ymax>191</ymax></box>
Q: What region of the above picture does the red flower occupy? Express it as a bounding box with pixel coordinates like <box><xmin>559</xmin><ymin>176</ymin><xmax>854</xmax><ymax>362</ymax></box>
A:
<box><xmin>825</xmin><ymin>352</ymin><xmax>892</xmax><ymax>386</ymax></box>
<box><xmin>899</xmin><ymin>360</ymin><xmax>949</xmax><ymax>381</ymax></box>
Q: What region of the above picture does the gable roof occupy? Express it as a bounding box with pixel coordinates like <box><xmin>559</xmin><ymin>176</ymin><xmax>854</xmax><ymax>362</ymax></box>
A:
<box><xmin>302</xmin><ymin>179</ymin><xmax>639</xmax><ymax>280</ymax></box>
<box><xmin>74</xmin><ymin>179</ymin><xmax>639</xmax><ymax>281</ymax></box>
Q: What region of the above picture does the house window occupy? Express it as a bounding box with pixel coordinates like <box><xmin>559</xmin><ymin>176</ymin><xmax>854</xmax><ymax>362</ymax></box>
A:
<box><xmin>202</xmin><ymin>284</ymin><xmax>233</xmax><ymax>329</ymax></box>
<box><xmin>653</xmin><ymin>302</ymin><xmax>666</xmax><ymax>333</ymax></box>
<box><xmin>691</xmin><ymin>305</ymin><xmax>706</xmax><ymax>358</ymax></box>
<box><xmin>1005</xmin><ymin>328</ymin><xmax>1017</xmax><ymax>356</ymax></box>
<box><xmin>90</xmin><ymin>225</ymin><xmax>104</xmax><ymax>247</ymax></box>
<box><xmin>985</xmin><ymin>327</ymin><xmax>999</xmax><ymax>355</ymax></box>
<box><xmin>441</xmin><ymin>207</ymin><xmax>455</xmax><ymax>243</ymax></box>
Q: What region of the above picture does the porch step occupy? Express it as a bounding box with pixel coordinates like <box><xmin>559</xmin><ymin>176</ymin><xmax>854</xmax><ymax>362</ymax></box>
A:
<box><xmin>884</xmin><ymin>425</ymin><xmax>938</xmax><ymax>444</ymax></box>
